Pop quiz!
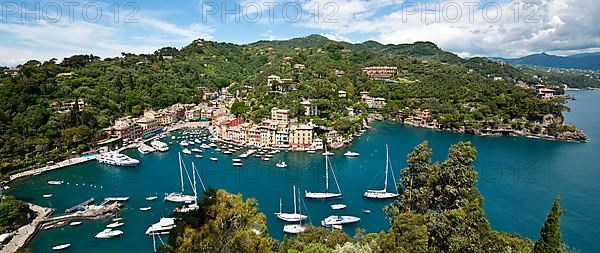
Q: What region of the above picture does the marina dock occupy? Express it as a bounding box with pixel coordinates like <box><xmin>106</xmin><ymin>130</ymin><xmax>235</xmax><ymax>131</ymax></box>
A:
<box><xmin>65</xmin><ymin>198</ymin><xmax>95</xmax><ymax>213</ymax></box>
<box><xmin>7</xmin><ymin>155</ymin><xmax>98</xmax><ymax>182</ymax></box>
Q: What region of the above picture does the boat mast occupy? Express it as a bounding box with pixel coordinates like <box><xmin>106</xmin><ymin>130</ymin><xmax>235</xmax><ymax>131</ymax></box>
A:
<box><xmin>384</xmin><ymin>144</ymin><xmax>389</xmax><ymax>191</ymax></box>
<box><xmin>279</xmin><ymin>198</ymin><xmax>282</xmax><ymax>214</ymax></box>
<box><xmin>179</xmin><ymin>152</ymin><xmax>184</xmax><ymax>193</ymax></box>
<box><xmin>192</xmin><ymin>162</ymin><xmax>197</xmax><ymax>204</ymax></box>
<box><xmin>325</xmin><ymin>146</ymin><xmax>329</xmax><ymax>190</ymax></box>
<box><xmin>293</xmin><ymin>185</ymin><xmax>297</xmax><ymax>214</ymax></box>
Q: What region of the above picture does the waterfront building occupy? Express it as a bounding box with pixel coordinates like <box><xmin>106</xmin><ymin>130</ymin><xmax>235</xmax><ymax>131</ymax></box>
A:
<box><xmin>311</xmin><ymin>138</ymin><xmax>324</xmax><ymax>150</ymax></box>
<box><xmin>290</xmin><ymin>124</ymin><xmax>314</xmax><ymax>149</ymax></box>
<box><xmin>271</xmin><ymin>107</ymin><xmax>290</xmax><ymax>123</ymax></box>
<box><xmin>185</xmin><ymin>107</ymin><xmax>201</xmax><ymax>121</ymax></box>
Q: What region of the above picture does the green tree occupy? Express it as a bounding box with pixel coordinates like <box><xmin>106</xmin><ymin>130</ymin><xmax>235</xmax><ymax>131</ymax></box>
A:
<box><xmin>533</xmin><ymin>196</ymin><xmax>563</xmax><ymax>253</ymax></box>
<box><xmin>431</xmin><ymin>142</ymin><xmax>478</xmax><ymax>211</ymax></box>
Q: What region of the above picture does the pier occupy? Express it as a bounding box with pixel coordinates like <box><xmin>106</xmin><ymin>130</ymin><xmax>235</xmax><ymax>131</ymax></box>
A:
<box><xmin>7</xmin><ymin>155</ymin><xmax>98</xmax><ymax>182</ymax></box>
<box><xmin>99</xmin><ymin>197</ymin><xmax>130</xmax><ymax>206</ymax></box>
<box><xmin>65</xmin><ymin>198</ymin><xmax>95</xmax><ymax>213</ymax></box>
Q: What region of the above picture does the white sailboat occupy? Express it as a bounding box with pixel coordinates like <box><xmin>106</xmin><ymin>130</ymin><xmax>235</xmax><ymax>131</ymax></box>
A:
<box><xmin>164</xmin><ymin>153</ymin><xmax>196</xmax><ymax>203</ymax></box>
<box><xmin>305</xmin><ymin>147</ymin><xmax>342</xmax><ymax>199</ymax></box>
<box><xmin>175</xmin><ymin>162</ymin><xmax>202</xmax><ymax>213</ymax></box>
<box><xmin>276</xmin><ymin>186</ymin><xmax>307</xmax><ymax>222</ymax></box>
<box><xmin>363</xmin><ymin>145</ymin><xmax>399</xmax><ymax>199</ymax></box>
<box><xmin>283</xmin><ymin>187</ymin><xmax>307</xmax><ymax>234</ymax></box>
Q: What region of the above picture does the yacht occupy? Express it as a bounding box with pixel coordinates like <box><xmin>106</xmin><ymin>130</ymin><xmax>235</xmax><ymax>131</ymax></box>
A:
<box><xmin>276</xmin><ymin>186</ymin><xmax>307</xmax><ymax>222</ymax></box>
<box><xmin>305</xmin><ymin>147</ymin><xmax>343</xmax><ymax>199</ymax></box>
<box><xmin>363</xmin><ymin>145</ymin><xmax>400</xmax><ymax>199</ymax></box>
<box><xmin>95</xmin><ymin>228</ymin><xmax>123</xmax><ymax>239</ymax></box>
<box><xmin>138</xmin><ymin>144</ymin><xmax>156</xmax><ymax>155</ymax></box>
<box><xmin>145</xmin><ymin>217</ymin><xmax>176</xmax><ymax>235</ymax></box>
<box><xmin>164</xmin><ymin>153</ymin><xmax>196</xmax><ymax>203</ymax></box>
<box><xmin>320</xmin><ymin>215</ymin><xmax>360</xmax><ymax>227</ymax></box>
<box><xmin>276</xmin><ymin>161</ymin><xmax>288</xmax><ymax>168</ymax></box>
<box><xmin>150</xmin><ymin>140</ymin><xmax>169</xmax><ymax>152</ymax></box>
<box><xmin>97</xmin><ymin>152</ymin><xmax>139</xmax><ymax>167</ymax></box>
<box><xmin>343</xmin><ymin>151</ymin><xmax>360</xmax><ymax>157</ymax></box>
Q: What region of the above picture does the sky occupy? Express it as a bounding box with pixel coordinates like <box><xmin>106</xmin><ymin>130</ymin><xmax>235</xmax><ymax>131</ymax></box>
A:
<box><xmin>0</xmin><ymin>0</ymin><xmax>599</xmax><ymax>66</ymax></box>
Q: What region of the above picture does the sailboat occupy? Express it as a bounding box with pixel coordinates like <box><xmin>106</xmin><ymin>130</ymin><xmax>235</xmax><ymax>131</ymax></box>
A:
<box><xmin>175</xmin><ymin>162</ymin><xmax>201</xmax><ymax>213</ymax></box>
<box><xmin>164</xmin><ymin>153</ymin><xmax>196</xmax><ymax>203</ymax></box>
<box><xmin>283</xmin><ymin>187</ymin><xmax>307</xmax><ymax>234</ymax></box>
<box><xmin>276</xmin><ymin>186</ymin><xmax>307</xmax><ymax>222</ymax></box>
<box><xmin>363</xmin><ymin>145</ymin><xmax>399</xmax><ymax>199</ymax></box>
<box><xmin>305</xmin><ymin>146</ymin><xmax>342</xmax><ymax>199</ymax></box>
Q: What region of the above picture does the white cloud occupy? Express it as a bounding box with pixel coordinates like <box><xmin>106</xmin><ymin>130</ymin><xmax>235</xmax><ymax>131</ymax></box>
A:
<box><xmin>297</xmin><ymin>0</ymin><xmax>600</xmax><ymax>58</ymax></box>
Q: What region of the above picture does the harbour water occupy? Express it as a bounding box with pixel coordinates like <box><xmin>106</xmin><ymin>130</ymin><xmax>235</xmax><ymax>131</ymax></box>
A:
<box><xmin>7</xmin><ymin>90</ymin><xmax>600</xmax><ymax>252</ymax></box>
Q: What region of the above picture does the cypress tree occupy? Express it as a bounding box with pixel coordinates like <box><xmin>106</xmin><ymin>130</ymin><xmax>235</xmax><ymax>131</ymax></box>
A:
<box><xmin>533</xmin><ymin>195</ymin><xmax>563</xmax><ymax>253</ymax></box>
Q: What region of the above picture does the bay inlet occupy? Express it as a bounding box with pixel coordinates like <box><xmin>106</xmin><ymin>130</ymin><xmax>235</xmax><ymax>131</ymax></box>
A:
<box><xmin>7</xmin><ymin>91</ymin><xmax>600</xmax><ymax>252</ymax></box>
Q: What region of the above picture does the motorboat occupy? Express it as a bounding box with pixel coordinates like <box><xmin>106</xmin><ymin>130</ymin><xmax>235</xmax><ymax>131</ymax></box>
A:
<box><xmin>52</xmin><ymin>244</ymin><xmax>71</xmax><ymax>251</ymax></box>
<box><xmin>106</xmin><ymin>222</ymin><xmax>124</xmax><ymax>228</ymax></box>
<box><xmin>307</xmin><ymin>150</ymin><xmax>316</xmax><ymax>154</ymax></box>
<box><xmin>195</xmin><ymin>155</ymin><xmax>202</xmax><ymax>159</ymax></box>
<box><xmin>200</xmin><ymin>144</ymin><xmax>211</xmax><ymax>149</ymax></box>
<box><xmin>362</xmin><ymin>209</ymin><xmax>372</xmax><ymax>214</ymax></box>
<box><xmin>320</xmin><ymin>215</ymin><xmax>360</xmax><ymax>227</ymax></box>
<box><xmin>330</xmin><ymin>204</ymin><xmax>347</xmax><ymax>210</ymax></box>
<box><xmin>233</xmin><ymin>162</ymin><xmax>243</xmax><ymax>167</ymax></box>
<box><xmin>145</xmin><ymin>196</ymin><xmax>158</xmax><ymax>201</ymax></box>
<box><xmin>191</xmin><ymin>148</ymin><xmax>202</xmax><ymax>153</ymax></box>
<box><xmin>210</xmin><ymin>157</ymin><xmax>218</xmax><ymax>161</ymax></box>
<box><xmin>145</xmin><ymin>217</ymin><xmax>176</xmax><ymax>235</ymax></box>
<box><xmin>232</xmin><ymin>158</ymin><xmax>242</xmax><ymax>162</ymax></box>
<box><xmin>95</xmin><ymin>228</ymin><xmax>123</xmax><ymax>239</ymax></box>
<box><xmin>43</xmin><ymin>194</ymin><xmax>53</xmax><ymax>198</ymax></box>
<box><xmin>47</xmin><ymin>180</ymin><xmax>64</xmax><ymax>185</ymax></box>
<box><xmin>283</xmin><ymin>224</ymin><xmax>306</xmax><ymax>234</ymax></box>
<box><xmin>150</xmin><ymin>140</ymin><xmax>169</xmax><ymax>152</ymax></box>
<box><xmin>179</xmin><ymin>141</ymin><xmax>189</xmax><ymax>147</ymax></box>
<box><xmin>97</xmin><ymin>152</ymin><xmax>139</xmax><ymax>167</ymax></box>
<box><xmin>276</xmin><ymin>161</ymin><xmax>288</xmax><ymax>168</ymax></box>
<box><xmin>112</xmin><ymin>217</ymin><xmax>123</xmax><ymax>222</ymax></box>
<box><xmin>182</xmin><ymin>149</ymin><xmax>192</xmax><ymax>155</ymax></box>
<box><xmin>343</xmin><ymin>151</ymin><xmax>360</xmax><ymax>157</ymax></box>
<box><xmin>140</xmin><ymin>207</ymin><xmax>152</xmax><ymax>211</ymax></box>
<box><xmin>138</xmin><ymin>144</ymin><xmax>156</xmax><ymax>154</ymax></box>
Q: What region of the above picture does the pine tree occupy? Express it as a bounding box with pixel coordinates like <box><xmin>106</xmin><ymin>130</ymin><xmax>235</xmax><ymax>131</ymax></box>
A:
<box><xmin>533</xmin><ymin>196</ymin><xmax>563</xmax><ymax>253</ymax></box>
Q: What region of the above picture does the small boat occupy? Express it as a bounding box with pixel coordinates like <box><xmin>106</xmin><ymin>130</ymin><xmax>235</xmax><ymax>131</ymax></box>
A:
<box><xmin>112</xmin><ymin>218</ymin><xmax>123</xmax><ymax>222</ymax></box>
<box><xmin>145</xmin><ymin>196</ymin><xmax>158</xmax><ymax>201</ymax></box>
<box><xmin>191</xmin><ymin>148</ymin><xmax>202</xmax><ymax>153</ymax></box>
<box><xmin>332</xmin><ymin>224</ymin><xmax>343</xmax><ymax>230</ymax></box>
<box><xmin>343</xmin><ymin>151</ymin><xmax>360</xmax><ymax>157</ymax></box>
<box><xmin>307</xmin><ymin>150</ymin><xmax>316</xmax><ymax>154</ymax></box>
<box><xmin>47</xmin><ymin>180</ymin><xmax>64</xmax><ymax>185</ymax></box>
<box><xmin>106</xmin><ymin>222</ymin><xmax>124</xmax><ymax>228</ymax></box>
<box><xmin>322</xmin><ymin>151</ymin><xmax>334</xmax><ymax>156</ymax></box>
<box><xmin>69</xmin><ymin>221</ymin><xmax>82</xmax><ymax>226</ymax></box>
<box><xmin>210</xmin><ymin>157</ymin><xmax>218</xmax><ymax>161</ymax></box>
<box><xmin>140</xmin><ymin>207</ymin><xmax>152</xmax><ymax>211</ymax></box>
<box><xmin>95</xmin><ymin>228</ymin><xmax>123</xmax><ymax>239</ymax></box>
<box><xmin>52</xmin><ymin>243</ymin><xmax>71</xmax><ymax>251</ymax></box>
<box><xmin>362</xmin><ymin>209</ymin><xmax>372</xmax><ymax>214</ymax></box>
<box><xmin>180</xmin><ymin>141</ymin><xmax>189</xmax><ymax>147</ymax></box>
<box><xmin>200</xmin><ymin>144</ymin><xmax>211</xmax><ymax>149</ymax></box>
<box><xmin>223</xmin><ymin>150</ymin><xmax>233</xmax><ymax>155</ymax></box>
<box><xmin>195</xmin><ymin>155</ymin><xmax>203</xmax><ymax>159</ymax></box>
<box><xmin>283</xmin><ymin>224</ymin><xmax>306</xmax><ymax>234</ymax></box>
<box><xmin>182</xmin><ymin>149</ymin><xmax>192</xmax><ymax>155</ymax></box>
<box><xmin>331</xmin><ymin>204</ymin><xmax>346</xmax><ymax>210</ymax></box>
<box><xmin>232</xmin><ymin>158</ymin><xmax>242</xmax><ymax>163</ymax></box>
<box><xmin>43</xmin><ymin>194</ymin><xmax>53</xmax><ymax>198</ymax></box>
<box><xmin>233</xmin><ymin>162</ymin><xmax>243</xmax><ymax>167</ymax></box>
<box><xmin>262</xmin><ymin>157</ymin><xmax>271</xmax><ymax>161</ymax></box>
<box><xmin>275</xmin><ymin>161</ymin><xmax>288</xmax><ymax>168</ymax></box>
<box><xmin>215</xmin><ymin>148</ymin><xmax>222</xmax><ymax>152</ymax></box>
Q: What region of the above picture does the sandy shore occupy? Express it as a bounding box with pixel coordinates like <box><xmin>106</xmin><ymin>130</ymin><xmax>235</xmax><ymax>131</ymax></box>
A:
<box><xmin>0</xmin><ymin>204</ymin><xmax>52</xmax><ymax>253</ymax></box>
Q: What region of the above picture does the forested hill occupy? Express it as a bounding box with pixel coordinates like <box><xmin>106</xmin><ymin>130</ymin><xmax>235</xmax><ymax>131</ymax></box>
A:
<box><xmin>0</xmin><ymin>34</ymin><xmax>578</xmax><ymax>174</ymax></box>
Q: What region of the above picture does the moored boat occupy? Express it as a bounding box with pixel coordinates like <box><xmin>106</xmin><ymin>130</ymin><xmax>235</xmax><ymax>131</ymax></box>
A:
<box><xmin>52</xmin><ymin>244</ymin><xmax>71</xmax><ymax>251</ymax></box>
<box><xmin>140</xmin><ymin>207</ymin><xmax>152</xmax><ymax>211</ymax></box>
<box><xmin>343</xmin><ymin>151</ymin><xmax>360</xmax><ymax>157</ymax></box>
<box><xmin>95</xmin><ymin>228</ymin><xmax>123</xmax><ymax>239</ymax></box>
<box><xmin>145</xmin><ymin>217</ymin><xmax>176</xmax><ymax>235</ymax></box>
<box><xmin>47</xmin><ymin>180</ymin><xmax>64</xmax><ymax>185</ymax></box>
<box><xmin>330</xmin><ymin>204</ymin><xmax>346</xmax><ymax>210</ymax></box>
<box><xmin>106</xmin><ymin>222</ymin><xmax>124</xmax><ymax>228</ymax></box>
<box><xmin>320</xmin><ymin>215</ymin><xmax>360</xmax><ymax>227</ymax></box>
<box><xmin>276</xmin><ymin>161</ymin><xmax>288</xmax><ymax>168</ymax></box>
<box><xmin>97</xmin><ymin>152</ymin><xmax>139</xmax><ymax>167</ymax></box>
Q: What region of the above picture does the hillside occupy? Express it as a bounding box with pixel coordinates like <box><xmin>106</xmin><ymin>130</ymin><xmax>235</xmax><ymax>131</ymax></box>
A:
<box><xmin>494</xmin><ymin>52</ymin><xmax>600</xmax><ymax>70</ymax></box>
<box><xmin>0</xmin><ymin>35</ymin><xmax>582</xmax><ymax>173</ymax></box>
